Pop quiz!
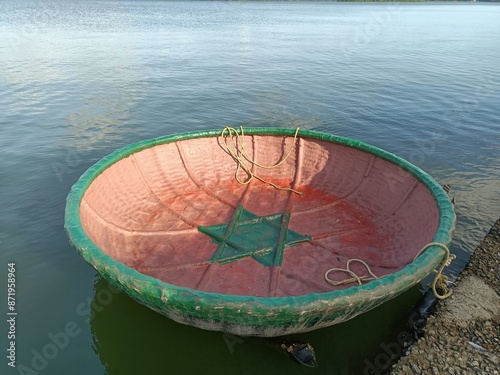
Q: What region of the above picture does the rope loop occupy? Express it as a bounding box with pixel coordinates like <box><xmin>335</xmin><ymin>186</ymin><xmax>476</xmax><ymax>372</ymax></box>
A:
<box><xmin>324</xmin><ymin>259</ymin><xmax>379</xmax><ymax>286</ymax></box>
<box><xmin>324</xmin><ymin>243</ymin><xmax>456</xmax><ymax>300</ymax></box>
<box><xmin>413</xmin><ymin>242</ymin><xmax>456</xmax><ymax>300</ymax></box>
<box><xmin>221</xmin><ymin>126</ymin><xmax>302</xmax><ymax>195</ymax></box>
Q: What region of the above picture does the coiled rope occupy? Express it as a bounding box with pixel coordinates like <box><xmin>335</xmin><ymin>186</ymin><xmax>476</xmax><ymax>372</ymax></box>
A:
<box><xmin>221</xmin><ymin>126</ymin><xmax>302</xmax><ymax>195</ymax></box>
<box><xmin>413</xmin><ymin>242</ymin><xmax>456</xmax><ymax>300</ymax></box>
<box><xmin>325</xmin><ymin>259</ymin><xmax>378</xmax><ymax>286</ymax></box>
<box><xmin>324</xmin><ymin>242</ymin><xmax>456</xmax><ymax>300</ymax></box>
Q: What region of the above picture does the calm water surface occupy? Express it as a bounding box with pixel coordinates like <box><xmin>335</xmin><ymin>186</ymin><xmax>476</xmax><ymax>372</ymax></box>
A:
<box><xmin>1</xmin><ymin>1</ymin><xmax>499</xmax><ymax>374</ymax></box>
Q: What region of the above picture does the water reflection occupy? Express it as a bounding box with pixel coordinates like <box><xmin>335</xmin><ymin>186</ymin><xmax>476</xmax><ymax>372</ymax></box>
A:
<box><xmin>434</xmin><ymin>164</ymin><xmax>500</xmax><ymax>253</ymax></box>
<box><xmin>90</xmin><ymin>276</ymin><xmax>423</xmax><ymax>375</ymax></box>
<box><xmin>0</xmin><ymin>20</ymin><xmax>141</xmax><ymax>153</ymax></box>
<box><xmin>65</xmin><ymin>88</ymin><xmax>138</xmax><ymax>151</ymax></box>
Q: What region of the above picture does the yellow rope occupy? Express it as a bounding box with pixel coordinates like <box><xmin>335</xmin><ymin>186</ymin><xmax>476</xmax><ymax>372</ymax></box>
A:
<box><xmin>324</xmin><ymin>259</ymin><xmax>379</xmax><ymax>286</ymax></box>
<box><xmin>324</xmin><ymin>242</ymin><xmax>456</xmax><ymax>300</ymax></box>
<box><xmin>221</xmin><ymin>126</ymin><xmax>302</xmax><ymax>195</ymax></box>
<box><xmin>413</xmin><ymin>242</ymin><xmax>456</xmax><ymax>300</ymax></box>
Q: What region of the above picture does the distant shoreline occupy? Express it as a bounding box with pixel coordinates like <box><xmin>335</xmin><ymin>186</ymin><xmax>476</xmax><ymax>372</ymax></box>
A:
<box><xmin>335</xmin><ymin>0</ymin><xmax>498</xmax><ymax>2</ymax></box>
<box><xmin>202</xmin><ymin>0</ymin><xmax>500</xmax><ymax>2</ymax></box>
<box><xmin>217</xmin><ymin>0</ymin><xmax>500</xmax><ymax>3</ymax></box>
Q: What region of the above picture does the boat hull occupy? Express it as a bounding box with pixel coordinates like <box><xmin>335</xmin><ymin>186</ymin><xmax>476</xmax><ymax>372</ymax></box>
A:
<box><xmin>65</xmin><ymin>128</ymin><xmax>455</xmax><ymax>336</ymax></box>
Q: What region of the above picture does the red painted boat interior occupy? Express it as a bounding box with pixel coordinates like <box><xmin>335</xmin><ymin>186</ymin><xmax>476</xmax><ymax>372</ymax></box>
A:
<box><xmin>80</xmin><ymin>135</ymin><xmax>440</xmax><ymax>297</ymax></box>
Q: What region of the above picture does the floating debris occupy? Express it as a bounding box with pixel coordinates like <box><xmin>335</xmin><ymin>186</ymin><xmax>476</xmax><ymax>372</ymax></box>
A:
<box><xmin>268</xmin><ymin>337</ymin><xmax>318</xmax><ymax>367</ymax></box>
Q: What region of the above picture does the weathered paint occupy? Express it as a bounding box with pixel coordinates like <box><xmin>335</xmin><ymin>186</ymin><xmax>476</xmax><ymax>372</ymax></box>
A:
<box><xmin>64</xmin><ymin>128</ymin><xmax>455</xmax><ymax>337</ymax></box>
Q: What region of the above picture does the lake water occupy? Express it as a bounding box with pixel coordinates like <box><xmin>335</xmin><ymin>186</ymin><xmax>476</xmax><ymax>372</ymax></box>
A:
<box><xmin>1</xmin><ymin>1</ymin><xmax>499</xmax><ymax>374</ymax></box>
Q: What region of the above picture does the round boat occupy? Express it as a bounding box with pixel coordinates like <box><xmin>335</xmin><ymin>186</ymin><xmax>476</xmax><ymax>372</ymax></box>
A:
<box><xmin>65</xmin><ymin>128</ymin><xmax>455</xmax><ymax>337</ymax></box>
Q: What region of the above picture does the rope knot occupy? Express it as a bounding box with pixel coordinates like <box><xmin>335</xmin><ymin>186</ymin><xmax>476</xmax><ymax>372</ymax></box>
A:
<box><xmin>413</xmin><ymin>242</ymin><xmax>456</xmax><ymax>300</ymax></box>
<box><xmin>324</xmin><ymin>243</ymin><xmax>456</xmax><ymax>301</ymax></box>
<box><xmin>221</xmin><ymin>126</ymin><xmax>302</xmax><ymax>196</ymax></box>
<box><xmin>324</xmin><ymin>259</ymin><xmax>379</xmax><ymax>286</ymax></box>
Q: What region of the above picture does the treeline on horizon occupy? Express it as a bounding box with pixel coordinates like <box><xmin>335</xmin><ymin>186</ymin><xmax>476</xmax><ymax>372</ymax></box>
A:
<box><xmin>225</xmin><ymin>0</ymin><xmax>500</xmax><ymax>2</ymax></box>
<box><xmin>206</xmin><ymin>0</ymin><xmax>500</xmax><ymax>2</ymax></box>
<box><xmin>215</xmin><ymin>0</ymin><xmax>500</xmax><ymax>2</ymax></box>
<box><xmin>336</xmin><ymin>0</ymin><xmax>499</xmax><ymax>2</ymax></box>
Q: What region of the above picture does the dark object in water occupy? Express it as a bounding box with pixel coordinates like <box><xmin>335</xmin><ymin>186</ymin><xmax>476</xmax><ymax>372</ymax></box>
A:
<box><xmin>269</xmin><ymin>338</ymin><xmax>318</xmax><ymax>367</ymax></box>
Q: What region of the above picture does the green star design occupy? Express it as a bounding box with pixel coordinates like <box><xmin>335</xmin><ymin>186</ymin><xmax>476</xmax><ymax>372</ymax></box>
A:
<box><xmin>198</xmin><ymin>205</ymin><xmax>311</xmax><ymax>267</ymax></box>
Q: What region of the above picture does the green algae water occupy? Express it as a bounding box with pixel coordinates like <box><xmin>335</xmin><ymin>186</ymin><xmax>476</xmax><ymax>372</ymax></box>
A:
<box><xmin>1</xmin><ymin>1</ymin><xmax>499</xmax><ymax>374</ymax></box>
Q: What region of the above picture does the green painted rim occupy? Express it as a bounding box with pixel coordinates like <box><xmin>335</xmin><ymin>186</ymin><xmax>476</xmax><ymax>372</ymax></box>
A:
<box><xmin>65</xmin><ymin>128</ymin><xmax>455</xmax><ymax>328</ymax></box>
